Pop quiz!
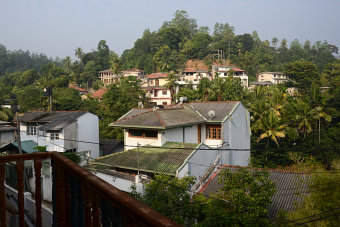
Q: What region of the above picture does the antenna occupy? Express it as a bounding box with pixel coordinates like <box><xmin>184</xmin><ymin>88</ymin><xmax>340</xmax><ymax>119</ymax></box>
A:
<box><xmin>208</xmin><ymin>110</ymin><xmax>216</xmax><ymax>119</ymax></box>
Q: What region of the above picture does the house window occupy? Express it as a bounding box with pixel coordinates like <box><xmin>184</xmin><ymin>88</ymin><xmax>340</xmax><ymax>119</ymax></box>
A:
<box><xmin>206</xmin><ymin>124</ymin><xmax>221</xmax><ymax>139</ymax></box>
<box><xmin>154</xmin><ymin>90</ymin><xmax>158</xmax><ymax>97</ymax></box>
<box><xmin>50</xmin><ymin>133</ymin><xmax>59</xmax><ymax>141</ymax></box>
<box><xmin>155</xmin><ymin>79</ymin><xmax>159</xmax><ymax>86</ymax></box>
<box><xmin>150</xmin><ymin>80</ymin><xmax>154</xmax><ymax>85</ymax></box>
<box><xmin>129</xmin><ymin>129</ymin><xmax>158</xmax><ymax>139</ymax></box>
<box><xmin>27</xmin><ymin>126</ymin><xmax>37</xmax><ymax>135</ymax></box>
<box><xmin>162</xmin><ymin>102</ymin><xmax>168</xmax><ymax>105</ymax></box>
<box><xmin>162</xmin><ymin>90</ymin><xmax>167</xmax><ymax>95</ymax></box>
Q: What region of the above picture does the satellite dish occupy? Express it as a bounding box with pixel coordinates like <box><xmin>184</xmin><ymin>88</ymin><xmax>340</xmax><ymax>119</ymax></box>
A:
<box><xmin>208</xmin><ymin>110</ymin><xmax>216</xmax><ymax>119</ymax></box>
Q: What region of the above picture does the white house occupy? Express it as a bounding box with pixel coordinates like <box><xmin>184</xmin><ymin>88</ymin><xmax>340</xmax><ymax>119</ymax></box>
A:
<box><xmin>257</xmin><ymin>72</ymin><xmax>288</xmax><ymax>85</ymax></box>
<box><xmin>141</xmin><ymin>73</ymin><xmax>172</xmax><ymax>106</ymax></box>
<box><xmin>89</xmin><ymin>102</ymin><xmax>250</xmax><ymax>194</ymax></box>
<box><xmin>212</xmin><ymin>65</ymin><xmax>249</xmax><ymax>88</ymax></box>
<box><xmin>18</xmin><ymin>111</ymin><xmax>99</xmax><ymax>159</ymax></box>
<box><xmin>178</xmin><ymin>60</ymin><xmax>211</xmax><ymax>89</ymax></box>
<box><xmin>110</xmin><ymin>102</ymin><xmax>250</xmax><ymax>152</ymax></box>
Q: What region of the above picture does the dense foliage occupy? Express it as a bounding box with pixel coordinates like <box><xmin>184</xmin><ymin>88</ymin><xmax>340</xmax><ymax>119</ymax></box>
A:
<box><xmin>131</xmin><ymin>168</ymin><xmax>275</xmax><ymax>226</ymax></box>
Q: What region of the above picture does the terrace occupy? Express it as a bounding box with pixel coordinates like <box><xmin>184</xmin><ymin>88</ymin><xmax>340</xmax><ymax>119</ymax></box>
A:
<box><xmin>0</xmin><ymin>152</ymin><xmax>180</xmax><ymax>227</ymax></box>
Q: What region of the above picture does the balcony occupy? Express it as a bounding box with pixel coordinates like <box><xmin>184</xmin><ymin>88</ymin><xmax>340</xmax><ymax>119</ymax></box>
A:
<box><xmin>0</xmin><ymin>152</ymin><xmax>180</xmax><ymax>227</ymax></box>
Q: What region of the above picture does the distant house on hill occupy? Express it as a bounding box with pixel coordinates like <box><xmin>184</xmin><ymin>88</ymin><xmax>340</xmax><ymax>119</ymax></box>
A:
<box><xmin>212</xmin><ymin>64</ymin><xmax>249</xmax><ymax>88</ymax></box>
<box><xmin>122</xmin><ymin>68</ymin><xmax>145</xmax><ymax>79</ymax></box>
<box><xmin>90</xmin><ymin>87</ymin><xmax>107</xmax><ymax>101</ymax></box>
<box><xmin>257</xmin><ymin>72</ymin><xmax>289</xmax><ymax>85</ymax></box>
<box><xmin>141</xmin><ymin>72</ymin><xmax>172</xmax><ymax>106</ymax></box>
<box><xmin>68</xmin><ymin>84</ymin><xmax>88</xmax><ymax>95</ymax></box>
<box><xmin>98</xmin><ymin>69</ymin><xmax>120</xmax><ymax>86</ymax></box>
<box><xmin>178</xmin><ymin>60</ymin><xmax>211</xmax><ymax>89</ymax></box>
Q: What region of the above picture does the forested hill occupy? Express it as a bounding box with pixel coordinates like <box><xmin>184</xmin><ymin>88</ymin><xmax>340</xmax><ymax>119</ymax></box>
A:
<box><xmin>0</xmin><ymin>43</ymin><xmax>54</xmax><ymax>76</ymax></box>
<box><xmin>121</xmin><ymin>10</ymin><xmax>338</xmax><ymax>77</ymax></box>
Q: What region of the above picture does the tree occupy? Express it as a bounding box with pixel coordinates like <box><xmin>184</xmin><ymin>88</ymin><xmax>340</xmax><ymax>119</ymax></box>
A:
<box><xmin>132</xmin><ymin>174</ymin><xmax>198</xmax><ymax>225</ymax></box>
<box><xmin>210</xmin><ymin>77</ymin><xmax>226</xmax><ymax>101</ymax></box>
<box><xmin>257</xmin><ymin>110</ymin><xmax>287</xmax><ymax>147</ymax></box>
<box><xmin>63</xmin><ymin>56</ymin><xmax>72</xmax><ymax>71</ymax></box>
<box><xmin>284</xmin><ymin>60</ymin><xmax>319</xmax><ymax>92</ymax></box>
<box><xmin>164</xmin><ymin>72</ymin><xmax>179</xmax><ymax>104</ymax></box>
<box><xmin>197</xmin><ymin>77</ymin><xmax>211</xmax><ymax>101</ymax></box>
<box><xmin>196</xmin><ymin>168</ymin><xmax>276</xmax><ymax>226</ymax></box>
<box><xmin>74</xmin><ymin>47</ymin><xmax>84</xmax><ymax>62</ymax></box>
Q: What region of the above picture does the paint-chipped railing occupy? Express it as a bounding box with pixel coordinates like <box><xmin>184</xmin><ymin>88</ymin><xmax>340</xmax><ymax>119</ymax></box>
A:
<box><xmin>0</xmin><ymin>152</ymin><xmax>180</xmax><ymax>227</ymax></box>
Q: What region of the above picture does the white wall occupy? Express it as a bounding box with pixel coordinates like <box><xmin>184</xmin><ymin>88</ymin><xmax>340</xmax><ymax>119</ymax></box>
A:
<box><xmin>125</xmin><ymin>129</ymin><xmax>162</xmax><ymax>150</ymax></box>
<box><xmin>222</xmin><ymin>104</ymin><xmax>251</xmax><ymax>166</ymax></box>
<box><xmin>77</xmin><ymin>113</ymin><xmax>99</xmax><ymax>158</ymax></box>
<box><xmin>91</xmin><ymin>171</ymin><xmax>145</xmax><ymax>195</ymax></box>
<box><xmin>162</xmin><ymin>125</ymin><xmax>199</xmax><ymax>144</ymax></box>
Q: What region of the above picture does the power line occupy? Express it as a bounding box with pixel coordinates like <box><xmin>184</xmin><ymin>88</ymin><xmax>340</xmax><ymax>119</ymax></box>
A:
<box><xmin>291</xmin><ymin>210</ymin><xmax>340</xmax><ymax>226</ymax></box>
<box><xmin>289</xmin><ymin>206</ymin><xmax>340</xmax><ymax>223</ymax></box>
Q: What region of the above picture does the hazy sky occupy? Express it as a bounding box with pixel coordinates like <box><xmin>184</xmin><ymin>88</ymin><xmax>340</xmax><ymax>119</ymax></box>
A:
<box><xmin>1</xmin><ymin>0</ymin><xmax>339</xmax><ymax>59</ymax></box>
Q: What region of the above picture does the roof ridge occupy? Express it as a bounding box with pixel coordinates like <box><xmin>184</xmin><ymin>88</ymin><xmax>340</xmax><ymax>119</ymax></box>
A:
<box><xmin>154</xmin><ymin>110</ymin><xmax>166</xmax><ymax>127</ymax></box>
<box><xmin>222</xmin><ymin>164</ymin><xmax>310</xmax><ymax>174</ymax></box>
<box><xmin>112</xmin><ymin>109</ymin><xmax>155</xmax><ymax>124</ymax></box>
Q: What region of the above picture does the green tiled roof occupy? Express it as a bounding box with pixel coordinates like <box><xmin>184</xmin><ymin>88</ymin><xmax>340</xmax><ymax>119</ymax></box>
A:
<box><xmin>91</xmin><ymin>142</ymin><xmax>198</xmax><ymax>175</ymax></box>
<box><xmin>12</xmin><ymin>140</ymin><xmax>38</xmax><ymax>154</ymax></box>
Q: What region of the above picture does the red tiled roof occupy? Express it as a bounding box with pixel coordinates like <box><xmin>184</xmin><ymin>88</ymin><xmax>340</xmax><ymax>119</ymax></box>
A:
<box><xmin>146</xmin><ymin>73</ymin><xmax>169</xmax><ymax>79</ymax></box>
<box><xmin>69</xmin><ymin>84</ymin><xmax>88</xmax><ymax>92</ymax></box>
<box><xmin>233</xmin><ymin>68</ymin><xmax>246</xmax><ymax>72</ymax></box>
<box><xmin>184</xmin><ymin>60</ymin><xmax>208</xmax><ymax>72</ymax></box>
<box><xmin>91</xmin><ymin>88</ymin><xmax>107</xmax><ymax>99</ymax></box>
<box><xmin>122</xmin><ymin>68</ymin><xmax>144</xmax><ymax>73</ymax></box>
<box><xmin>98</xmin><ymin>69</ymin><xmax>113</xmax><ymax>73</ymax></box>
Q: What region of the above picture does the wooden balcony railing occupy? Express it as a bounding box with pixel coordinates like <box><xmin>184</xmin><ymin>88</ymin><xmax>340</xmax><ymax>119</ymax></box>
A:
<box><xmin>0</xmin><ymin>152</ymin><xmax>180</xmax><ymax>227</ymax></box>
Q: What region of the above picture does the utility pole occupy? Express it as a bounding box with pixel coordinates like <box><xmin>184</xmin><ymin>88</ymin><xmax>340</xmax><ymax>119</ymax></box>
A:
<box><xmin>44</xmin><ymin>87</ymin><xmax>52</xmax><ymax>113</ymax></box>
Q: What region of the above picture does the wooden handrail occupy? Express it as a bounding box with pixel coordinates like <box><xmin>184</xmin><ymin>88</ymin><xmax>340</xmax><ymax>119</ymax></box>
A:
<box><xmin>0</xmin><ymin>152</ymin><xmax>181</xmax><ymax>227</ymax></box>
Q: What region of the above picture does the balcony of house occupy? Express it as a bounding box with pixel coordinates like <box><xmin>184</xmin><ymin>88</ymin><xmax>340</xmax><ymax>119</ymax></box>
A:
<box><xmin>0</xmin><ymin>152</ymin><xmax>180</xmax><ymax>227</ymax></box>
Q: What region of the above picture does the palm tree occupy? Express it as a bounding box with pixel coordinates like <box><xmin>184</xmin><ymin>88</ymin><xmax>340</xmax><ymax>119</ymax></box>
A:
<box><xmin>257</xmin><ymin>110</ymin><xmax>287</xmax><ymax>147</ymax></box>
<box><xmin>164</xmin><ymin>73</ymin><xmax>179</xmax><ymax>104</ymax></box>
<box><xmin>314</xmin><ymin>106</ymin><xmax>331</xmax><ymax>142</ymax></box>
<box><xmin>269</xmin><ymin>87</ymin><xmax>287</xmax><ymax>116</ymax></box>
<box><xmin>63</xmin><ymin>56</ymin><xmax>72</xmax><ymax>71</ymax></box>
<box><xmin>74</xmin><ymin>47</ymin><xmax>84</xmax><ymax>62</ymax></box>
<box><xmin>294</xmin><ymin>99</ymin><xmax>316</xmax><ymax>141</ymax></box>
<box><xmin>210</xmin><ymin>77</ymin><xmax>225</xmax><ymax>101</ymax></box>
<box><xmin>197</xmin><ymin>77</ymin><xmax>211</xmax><ymax>101</ymax></box>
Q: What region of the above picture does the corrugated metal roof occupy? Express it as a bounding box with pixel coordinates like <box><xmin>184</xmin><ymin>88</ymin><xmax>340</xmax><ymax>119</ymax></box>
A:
<box><xmin>12</xmin><ymin>140</ymin><xmax>38</xmax><ymax>154</ymax></box>
<box><xmin>18</xmin><ymin>111</ymin><xmax>88</xmax><ymax>131</ymax></box>
<box><xmin>91</xmin><ymin>142</ymin><xmax>198</xmax><ymax>175</ymax></box>
<box><xmin>199</xmin><ymin>166</ymin><xmax>311</xmax><ymax>218</ymax></box>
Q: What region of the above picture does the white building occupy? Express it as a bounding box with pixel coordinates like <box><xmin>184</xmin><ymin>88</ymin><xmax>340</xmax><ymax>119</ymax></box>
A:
<box><xmin>122</xmin><ymin>68</ymin><xmax>145</xmax><ymax>79</ymax></box>
<box><xmin>178</xmin><ymin>60</ymin><xmax>211</xmax><ymax>89</ymax></box>
<box><xmin>212</xmin><ymin>65</ymin><xmax>249</xmax><ymax>88</ymax></box>
<box><xmin>18</xmin><ymin>111</ymin><xmax>99</xmax><ymax>159</ymax></box>
<box><xmin>141</xmin><ymin>72</ymin><xmax>172</xmax><ymax>106</ymax></box>
<box><xmin>89</xmin><ymin>102</ymin><xmax>251</xmax><ymax>194</ymax></box>
<box><xmin>257</xmin><ymin>72</ymin><xmax>288</xmax><ymax>85</ymax></box>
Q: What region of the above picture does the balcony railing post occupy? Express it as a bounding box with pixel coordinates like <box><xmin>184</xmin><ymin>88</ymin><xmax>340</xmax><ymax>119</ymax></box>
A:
<box><xmin>54</xmin><ymin>161</ymin><xmax>67</xmax><ymax>226</ymax></box>
<box><xmin>52</xmin><ymin>159</ymin><xmax>57</xmax><ymax>227</ymax></box>
<box><xmin>34</xmin><ymin>159</ymin><xmax>42</xmax><ymax>227</ymax></box>
<box><xmin>16</xmin><ymin>159</ymin><xmax>25</xmax><ymax>227</ymax></box>
<box><xmin>64</xmin><ymin>171</ymin><xmax>70</xmax><ymax>227</ymax></box>
<box><xmin>91</xmin><ymin>193</ymin><xmax>100</xmax><ymax>227</ymax></box>
<box><xmin>0</xmin><ymin>161</ymin><xmax>6</xmax><ymax>227</ymax></box>
<box><xmin>82</xmin><ymin>185</ymin><xmax>93</xmax><ymax>227</ymax></box>
<box><xmin>100</xmin><ymin>199</ymin><xmax>112</xmax><ymax>227</ymax></box>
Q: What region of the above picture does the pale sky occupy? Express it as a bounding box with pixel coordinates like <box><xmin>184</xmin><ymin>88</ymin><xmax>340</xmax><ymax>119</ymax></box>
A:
<box><xmin>0</xmin><ymin>0</ymin><xmax>339</xmax><ymax>59</ymax></box>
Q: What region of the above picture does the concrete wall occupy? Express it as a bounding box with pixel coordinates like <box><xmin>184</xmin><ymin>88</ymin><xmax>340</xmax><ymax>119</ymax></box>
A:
<box><xmin>223</xmin><ymin>103</ymin><xmax>250</xmax><ymax>166</ymax></box>
<box><xmin>5</xmin><ymin>184</ymin><xmax>52</xmax><ymax>227</ymax></box>
<box><xmin>63</xmin><ymin>122</ymin><xmax>77</xmax><ymax>150</ymax></box>
<box><xmin>91</xmin><ymin>171</ymin><xmax>145</xmax><ymax>195</ymax></box>
<box><xmin>77</xmin><ymin>113</ymin><xmax>99</xmax><ymax>159</ymax></box>
<box><xmin>162</xmin><ymin>125</ymin><xmax>199</xmax><ymax>144</ymax></box>
<box><xmin>0</xmin><ymin>130</ymin><xmax>15</xmax><ymax>145</ymax></box>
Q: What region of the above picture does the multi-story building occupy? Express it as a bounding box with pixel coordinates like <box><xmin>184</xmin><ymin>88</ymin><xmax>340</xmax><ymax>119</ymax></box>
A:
<box><xmin>178</xmin><ymin>60</ymin><xmax>211</xmax><ymax>89</ymax></box>
<box><xmin>212</xmin><ymin>65</ymin><xmax>249</xmax><ymax>88</ymax></box>
<box><xmin>98</xmin><ymin>69</ymin><xmax>119</xmax><ymax>86</ymax></box>
<box><xmin>257</xmin><ymin>72</ymin><xmax>288</xmax><ymax>84</ymax></box>
<box><xmin>122</xmin><ymin>68</ymin><xmax>145</xmax><ymax>79</ymax></box>
<box><xmin>141</xmin><ymin>72</ymin><xmax>172</xmax><ymax>106</ymax></box>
